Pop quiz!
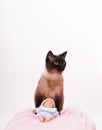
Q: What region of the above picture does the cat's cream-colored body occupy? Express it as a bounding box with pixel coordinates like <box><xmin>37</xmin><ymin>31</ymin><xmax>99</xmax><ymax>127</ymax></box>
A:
<box><xmin>34</xmin><ymin>68</ymin><xmax>64</xmax><ymax>112</ymax></box>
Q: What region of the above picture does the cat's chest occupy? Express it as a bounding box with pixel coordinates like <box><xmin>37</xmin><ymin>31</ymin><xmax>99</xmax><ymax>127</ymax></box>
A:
<box><xmin>38</xmin><ymin>72</ymin><xmax>63</xmax><ymax>97</ymax></box>
<box><xmin>45</xmin><ymin>84</ymin><xmax>63</xmax><ymax>98</ymax></box>
<box><xmin>43</xmin><ymin>79</ymin><xmax>63</xmax><ymax>97</ymax></box>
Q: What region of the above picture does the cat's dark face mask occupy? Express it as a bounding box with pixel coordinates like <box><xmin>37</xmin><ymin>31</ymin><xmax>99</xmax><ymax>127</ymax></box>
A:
<box><xmin>46</xmin><ymin>51</ymin><xmax>67</xmax><ymax>73</ymax></box>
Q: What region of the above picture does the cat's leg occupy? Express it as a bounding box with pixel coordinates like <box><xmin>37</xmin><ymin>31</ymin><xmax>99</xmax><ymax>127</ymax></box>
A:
<box><xmin>34</xmin><ymin>91</ymin><xmax>47</xmax><ymax>107</ymax></box>
<box><xmin>55</xmin><ymin>94</ymin><xmax>64</xmax><ymax>113</ymax></box>
<box><xmin>34</xmin><ymin>92</ymin><xmax>43</xmax><ymax>107</ymax></box>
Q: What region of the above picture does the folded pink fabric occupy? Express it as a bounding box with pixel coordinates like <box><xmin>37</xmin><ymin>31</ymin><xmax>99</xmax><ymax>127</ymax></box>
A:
<box><xmin>4</xmin><ymin>107</ymin><xmax>96</xmax><ymax>130</ymax></box>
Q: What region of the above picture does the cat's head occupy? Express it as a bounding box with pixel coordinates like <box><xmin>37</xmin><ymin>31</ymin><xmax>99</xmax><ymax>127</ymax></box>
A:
<box><xmin>45</xmin><ymin>51</ymin><xmax>67</xmax><ymax>74</ymax></box>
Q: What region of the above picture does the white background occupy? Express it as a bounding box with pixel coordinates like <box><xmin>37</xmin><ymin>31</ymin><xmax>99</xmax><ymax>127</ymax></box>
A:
<box><xmin>0</xmin><ymin>0</ymin><xmax>102</xmax><ymax>129</ymax></box>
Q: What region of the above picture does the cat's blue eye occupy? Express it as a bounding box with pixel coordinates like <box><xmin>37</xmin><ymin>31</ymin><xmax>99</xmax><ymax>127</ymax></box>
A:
<box><xmin>54</xmin><ymin>61</ymin><xmax>59</xmax><ymax>65</ymax></box>
<box><xmin>63</xmin><ymin>62</ymin><xmax>66</xmax><ymax>65</ymax></box>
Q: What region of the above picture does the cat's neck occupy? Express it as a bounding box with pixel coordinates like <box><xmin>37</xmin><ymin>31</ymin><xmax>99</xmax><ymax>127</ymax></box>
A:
<box><xmin>42</xmin><ymin>67</ymin><xmax>63</xmax><ymax>81</ymax></box>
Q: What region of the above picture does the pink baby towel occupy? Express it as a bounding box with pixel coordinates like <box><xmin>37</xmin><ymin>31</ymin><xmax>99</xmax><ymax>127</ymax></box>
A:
<box><xmin>4</xmin><ymin>107</ymin><xmax>96</xmax><ymax>130</ymax></box>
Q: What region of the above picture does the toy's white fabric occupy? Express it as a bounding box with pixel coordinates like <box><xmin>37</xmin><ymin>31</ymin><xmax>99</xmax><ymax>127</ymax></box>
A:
<box><xmin>4</xmin><ymin>107</ymin><xmax>96</xmax><ymax>130</ymax></box>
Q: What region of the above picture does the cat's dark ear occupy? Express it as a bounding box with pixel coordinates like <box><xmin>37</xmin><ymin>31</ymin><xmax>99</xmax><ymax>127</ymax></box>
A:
<box><xmin>60</xmin><ymin>51</ymin><xmax>67</xmax><ymax>58</ymax></box>
<box><xmin>47</xmin><ymin>51</ymin><xmax>54</xmax><ymax>56</ymax></box>
<box><xmin>46</xmin><ymin>51</ymin><xmax>54</xmax><ymax>62</ymax></box>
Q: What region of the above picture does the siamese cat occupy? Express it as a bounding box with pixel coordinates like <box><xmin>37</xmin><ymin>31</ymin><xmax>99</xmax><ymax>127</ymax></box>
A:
<box><xmin>34</xmin><ymin>50</ymin><xmax>67</xmax><ymax>112</ymax></box>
